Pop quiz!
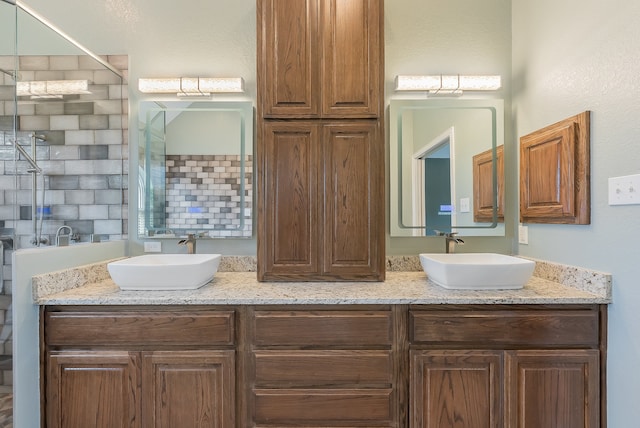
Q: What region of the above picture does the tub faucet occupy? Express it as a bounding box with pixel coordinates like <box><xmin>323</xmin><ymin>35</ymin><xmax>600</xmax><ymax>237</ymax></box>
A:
<box><xmin>55</xmin><ymin>225</ymin><xmax>73</xmax><ymax>247</ymax></box>
<box><xmin>178</xmin><ymin>234</ymin><xmax>197</xmax><ymax>254</ymax></box>
<box><xmin>436</xmin><ymin>231</ymin><xmax>465</xmax><ymax>253</ymax></box>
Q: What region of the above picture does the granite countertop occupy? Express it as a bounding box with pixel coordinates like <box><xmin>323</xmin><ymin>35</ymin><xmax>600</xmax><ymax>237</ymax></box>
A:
<box><xmin>33</xmin><ymin>257</ymin><xmax>612</xmax><ymax>305</ymax></box>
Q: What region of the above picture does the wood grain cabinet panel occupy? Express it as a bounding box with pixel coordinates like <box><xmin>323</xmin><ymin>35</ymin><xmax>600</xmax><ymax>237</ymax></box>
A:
<box><xmin>248</xmin><ymin>307</ymin><xmax>398</xmax><ymax>427</ymax></box>
<box><xmin>45</xmin><ymin>309</ymin><xmax>235</xmax><ymax>346</ymax></box>
<box><xmin>258</xmin><ymin>0</ymin><xmax>382</xmax><ymax>118</ymax></box>
<box><xmin>252</xmin><ymin>309</ymin><xmax>392</xmax><ymax>346</ymax></box>
<box><xmin>323</xmin><ymin>121</ymin><xmax>384</xmax><ymax>278</ymax></box>
<box><xmin>411</xmin><ymin>350</ymin><xmax>503</xmax><ymax>428</ymax></box>
<box><xmin>473</xmin><ymin>145</ymin><xmax>504</xmax><ymax>223</ymax></box>
<box><xmin>520</xmin><ymin>111</ymin><xmax>590</xmax><ymax>224</ymax></box>
<box><xmin>258</xmin><ymin>0</ymin><xmax>319</xmax><ymax>117</ymax></box>
<box><xmin>410</xmin><ymin>349</ymin><xmax>600</xmax><ymax>428</ymax></box>
<box><xmin>257</xmin><ymin>0</ymin><xmax>385</xmax><ymax>281</ymax></box>
<box><xmin>321</xmin><ymin>0</ymin><xmax>382</xmax><ymax>117</ymax></box>
<box><xmin>506</xmin><ymin>350</ymin><xmax>599</xmax><ymax>428</ymax></box>
<box><xmin>259</xmin><ymin>121</ymin><xmax>384</xmax><ymax>281</ymax></box>
<box><xmin>410</xmin><ymin>307</ymin><xmax>600</xmax><ymax>347</ymax></box>
<box><xmin>259</xmin><ymin>121</ymin><xmax>321</xmax><ymax>277</ymax></box>
<box><xmin>142</xmin><ymin>351</ymin><xmax>235</xmax><ymax>428</ymax></box>
<box><xmin>44</xmin><ymin>307</ymin><xmax>236</xmax><ymax>428</ymax></box>
<box><xmin>46</xmin><ymin>351</ymin><xmax>140</xmax><ymax>428</ymax></box>
<box><xmin>43</xmin><ymin>305</ymin><xmax>605</xmax><ymax>428</ymax></box>
<box><xmin>410</xmin><ymin>306</ymin><xmax>605</xmax><ymax>428</ymax></box>
<box><xmin>253</xmin><ymin>389</ymin><xmax>393</xmax><ymax>425</ymax></box>
<box><xmin>254</xmin><ymin>350</ymin><xmax>393</xmax><ymax>387</ymax></box>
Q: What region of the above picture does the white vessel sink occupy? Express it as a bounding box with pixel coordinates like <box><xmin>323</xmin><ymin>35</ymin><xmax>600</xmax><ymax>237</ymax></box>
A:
<box><xmin>108</xmin><ymin>254</ymin><xmax>222</xmax><ymax>290</ymax></box>
<box><xmin>419</xmin><ymin>253</ymin><xmax>535</xmax><ymax>290</ymax></box>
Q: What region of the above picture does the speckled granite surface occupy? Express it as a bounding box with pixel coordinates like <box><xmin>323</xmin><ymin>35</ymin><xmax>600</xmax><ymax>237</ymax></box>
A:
<box><xmin>219</xmin><ymin>255</ymin><xmax>257</xmax><ymax>272</ymax></box>
<box><xmin>33</xmin><ymin>255</ymin><xmax>611</xmax><ymax>305</ymax></box>
<box><xmin>386</xmin><ymin>256</ymin><xmax>423</xmax><ymax>272</ymax></box>
<box><xmin>32</xmin><ymin>258</ymin><xmax>123</xmax><ymax>300</ymax></box>
<box><xmin>525</xmin><ymin>257</ymin><xmax>611</xmax><ymax>297</ymax></box>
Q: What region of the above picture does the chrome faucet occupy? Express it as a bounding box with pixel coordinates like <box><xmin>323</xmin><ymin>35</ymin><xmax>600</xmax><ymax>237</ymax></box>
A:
<box><xmin>178</xmin><ymin>234</ymin><xmax>197</xmax><ymax>254</ymax></box>
<box><xmin>55</xmin><ymin>225</ymin><xmax>73</xmax><ymax>247</ymax></box>
<box><xmin>436</xmin><ymin>231</ymin><xmax>465</xmax><ymax>253</ymax></box>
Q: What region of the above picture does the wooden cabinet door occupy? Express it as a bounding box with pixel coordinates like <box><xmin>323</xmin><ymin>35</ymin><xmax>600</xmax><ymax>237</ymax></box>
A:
<box><xmin>321</xmin><ymin>0</ymin><xmax>382</xmax><ymax>118</ymax></box>
<box><xmin>259</xmin><ymin>121</ymin><xmax>384</xmax><ymax>280</ymax></box>
<box><xmin>519</xmin><ymin>111</ymin><xmax>590</xmax><ymax>224</ymax></box>
<box><xmin>473</xmin><ymin>145</ymin><xmax>504</xmax><ymax>223</ymax></box>
<box><xmin>46</xmin><ymin>351</ymin><xmax>140</xmax><ymax>428</ymax></box>
<box><xmin>259</xmin><ymin>121</ymin><xmax>321</xmax><ymax>279</ymax></box>
<box><xmin>259</xmin><ymin>0</ymin><xmax>382</xmax><ymax>118</ymax></box>
<box><xmin>141</xmin><ymin>350</ymin><xmax>235</xmax><ymax>428</ymax></box>
<box><xmin>410</xmin><ymin>350</ymin><xmax>503</xmax><ymax>428</ymax></box>
<box><xmin>259</xmin><ymin>0</ymin><xmax>320</xmax><ymax>117</ymax></box>
<box><xmin>506</xmin><ymin>350</ymin><xmax>599</xmax><ymax>428</ymax></box>
<box><xmin>323</xmin><ymin>121</ymin><xmax>384</xmax><ymax>279</ymax></box>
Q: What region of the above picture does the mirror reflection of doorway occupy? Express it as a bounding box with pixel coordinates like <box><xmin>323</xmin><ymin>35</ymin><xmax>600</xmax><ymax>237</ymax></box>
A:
<box><xmin>425</xmin><ymin>155</ymin><xmax>451</xmax><ymax>235</ymax></box>
<box><xmin>412</xmin><ymin>127</ymin><xmax>455</xmax><ymax>236</ymax></box>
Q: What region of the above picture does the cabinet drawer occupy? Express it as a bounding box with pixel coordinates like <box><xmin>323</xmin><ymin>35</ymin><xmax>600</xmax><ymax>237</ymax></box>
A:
<box><xmin>254</xmin><ymin>350</ymin><xmax>392</xmax><ymax>387</ymax></box>
<box><xmin>253</xmin><ymin>389</ymin><xmax>393</xmax><ymax>425</ymax></box>
<box><xmin>410</xmin><ymin>308</ymin><xmax>599</xmax><ymax>347</ymax></box>
<box><xmin>45</xmin><ymin>310</ymin><xmax>235</xmax><ymax>347</ymax></box>
<box><xmin>252</xmin><ymin>310</ymin><xmax>392</xmax><ymax>347</ymax></box>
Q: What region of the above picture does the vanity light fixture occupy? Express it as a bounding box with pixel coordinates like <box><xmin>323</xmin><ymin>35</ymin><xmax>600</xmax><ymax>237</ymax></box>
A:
<box><xmin>16</xmin><ymin>79</ymin><xmax>91</xmax><ymax>99</ymax></box>
<box><xmin>138</xmin><ymin>77</ymin><xmax>245</xmax><ymax>96</ymax></box>
<box><xmin>395</xmin><ymin>75</ymin><xmax>502</xmax><ymax>94</ymax></box>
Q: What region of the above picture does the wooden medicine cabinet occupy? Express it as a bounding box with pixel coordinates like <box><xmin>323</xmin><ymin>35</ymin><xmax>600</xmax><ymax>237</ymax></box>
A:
<box><xmin>473</xmin><ymin>145</ymin><xmax>504</xmax><ymax>223</ymax></box>
<box><xmin>520</xmin><ymin>111</ymin><xmax>590</xmax><ymax>224</ymax></box>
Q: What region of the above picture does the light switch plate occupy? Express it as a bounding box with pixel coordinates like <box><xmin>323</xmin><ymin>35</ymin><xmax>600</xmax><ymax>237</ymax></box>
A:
<box><xmin>459</xmin><ymin>197</ymin><xmax>470</xmax><ymax>213</ymax></box>
<box><xmin>518</xmin><ymin>224</ymin><xmax>529</xmax><ymax>245</ymax></box>
<box><xmin>608</xmin><ymin>174</ymin><xmax>640</xmax><ymax>205</ymax></box>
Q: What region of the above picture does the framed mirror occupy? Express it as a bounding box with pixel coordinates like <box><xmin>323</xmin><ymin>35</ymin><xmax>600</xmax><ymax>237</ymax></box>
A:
<box><xmin>138</xmin><ymin>101</ymin><xmax>253</xmax><ymax>239</ymax></box>
<box><xmin>389</xmin><ymin>99</ymin><xmax>505</xmax><ymax>237</ymax></box>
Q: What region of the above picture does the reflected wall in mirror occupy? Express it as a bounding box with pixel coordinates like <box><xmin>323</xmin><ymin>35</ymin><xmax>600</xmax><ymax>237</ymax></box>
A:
<box><xmin>389</xmin><ymin>99</ymin><xmax>505</xmax><ymax>237</ymax></box>
<box><xmin>138</xmin><ymin>101</ymin><xmax>253</xmax><ymax>239</ymax></box>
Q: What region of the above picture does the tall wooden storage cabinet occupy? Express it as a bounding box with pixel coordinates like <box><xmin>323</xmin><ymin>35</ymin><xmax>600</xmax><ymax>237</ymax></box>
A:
<box><xmin>257</xmin><ymin>0</ymin><xmax>385</xmax><ymax>281</ymax></box>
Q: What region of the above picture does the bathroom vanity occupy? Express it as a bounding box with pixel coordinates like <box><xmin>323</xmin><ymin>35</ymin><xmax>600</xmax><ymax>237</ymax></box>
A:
<box><xmin>35</xmin><ymin>265</ymin><xmax>610</xmax><ymax>428</ymax></box>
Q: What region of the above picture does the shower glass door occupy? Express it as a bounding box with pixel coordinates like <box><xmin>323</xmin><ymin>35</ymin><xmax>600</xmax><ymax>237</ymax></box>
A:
<box><xmin>4</xmin><ymin>4</ymin><xmax>126</xmax><ymax>249</ymax></box>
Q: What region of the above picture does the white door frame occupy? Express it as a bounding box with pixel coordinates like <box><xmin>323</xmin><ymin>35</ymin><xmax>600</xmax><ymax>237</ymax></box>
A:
<box><xmin>412</xmin><ymin>127</ymin><xmax>456</xmax><ymax>235</ymax></box>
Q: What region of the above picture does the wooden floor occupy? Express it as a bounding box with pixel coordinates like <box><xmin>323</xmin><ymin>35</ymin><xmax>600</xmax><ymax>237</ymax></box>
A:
<box><xmin>0</xmin><ymin>394</ymin><xmax>12</xmax><ymax>428</ymax></box>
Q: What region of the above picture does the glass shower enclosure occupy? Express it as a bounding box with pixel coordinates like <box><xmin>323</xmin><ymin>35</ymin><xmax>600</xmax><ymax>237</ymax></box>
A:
<box><xmin>0</xmin><ymin>0</ymin><xmax>128</xmax><ymax>409</ymax></box>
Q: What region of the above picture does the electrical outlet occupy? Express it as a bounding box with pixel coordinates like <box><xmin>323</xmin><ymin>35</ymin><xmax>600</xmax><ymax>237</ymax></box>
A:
<box><xmin>518</xmin><ymin>224</ymin><xmax>529</xmax><ymax>245</ymax></box>
<box><xmin>144</xmin><ymin>241</ymin><xmax>162</xmax><ymax>252</ymax></box>
<box><xmin>609</xmin><ymin>174</ymin><xmax>640</xmax><ymax>205</ymax></box>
